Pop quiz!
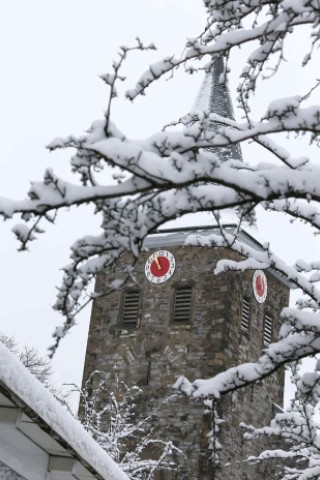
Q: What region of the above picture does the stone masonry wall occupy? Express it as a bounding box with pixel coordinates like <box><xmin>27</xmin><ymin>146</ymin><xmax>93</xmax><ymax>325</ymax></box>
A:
<box><xmin>82</xmin><ymin>244</ymin><xmax>290</xmax><ymax>479</ymax></box>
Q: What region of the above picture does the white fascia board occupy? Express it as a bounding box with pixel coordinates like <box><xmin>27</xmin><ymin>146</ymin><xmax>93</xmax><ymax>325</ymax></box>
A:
<box><xmin>0</xmin><ymin>415</ymin><xmax>48</xmax><ymax>480</ymax></box>
<box><xmin>48</xmin><ymin>456</ymin><xmax>96</xmax><ymax>479</ymax></box>
<box><xmin>0</xmin><ymin>406</ymin><xmax>19</xmax><ymax>424</ymax></box>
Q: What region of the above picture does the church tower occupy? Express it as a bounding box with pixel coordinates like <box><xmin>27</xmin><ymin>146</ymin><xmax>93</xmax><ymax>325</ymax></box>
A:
<box><xmin>81</xmin><ymin>61</ymin><xmax>290</xmax><ymax>479</ymax></box>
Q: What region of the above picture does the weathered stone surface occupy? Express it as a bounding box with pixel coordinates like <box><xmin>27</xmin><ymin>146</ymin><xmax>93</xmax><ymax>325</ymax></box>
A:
<box><xmin>82</xmin><ymin>245</ymin><xmax>289</xmax><ymax>479</ymax></box>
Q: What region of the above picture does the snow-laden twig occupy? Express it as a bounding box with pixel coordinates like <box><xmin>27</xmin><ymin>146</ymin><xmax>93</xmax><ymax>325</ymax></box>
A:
<box><xmin>76</xmin><ymin>371</ymin><xmax>183</xmax><ymax>479</ymax></box>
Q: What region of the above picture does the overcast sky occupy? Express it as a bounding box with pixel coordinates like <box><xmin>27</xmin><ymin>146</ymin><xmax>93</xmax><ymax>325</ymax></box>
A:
<box><xmin>0</xmin><ymin>1</ymin><xmax>318</xmax><ymax>409</ymax></box>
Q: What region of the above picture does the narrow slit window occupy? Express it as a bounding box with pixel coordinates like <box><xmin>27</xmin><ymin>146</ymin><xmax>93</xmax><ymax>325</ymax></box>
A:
<box><xmin>121</xmin><ymin>291</ymin><xmax>140</xmax><ymax>326</ymax></box>
<box><xmin>173</xmin><ymin>287</ymin><xmax>192</xmax><ymax>323</ymax></box>
<box><xmin>263</xmin><ymin>314</ymin><xmax>273</xmax><ymax>346</ymax></box>
<box><xmin>241</xmin><ymin>298</ymin><xmax>250</xmax><ymax>334</ymax></box>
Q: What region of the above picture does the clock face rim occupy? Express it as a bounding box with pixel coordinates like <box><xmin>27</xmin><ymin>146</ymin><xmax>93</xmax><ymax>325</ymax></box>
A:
<box><xmin>145</xmin><ymin>250</ymin><xmax>175</xmax><ymax>284</ymax></box>
<box><xmin>252</xmin><ymin>270</ymin><xmax>267</xmax><ymax>304</ymax></box>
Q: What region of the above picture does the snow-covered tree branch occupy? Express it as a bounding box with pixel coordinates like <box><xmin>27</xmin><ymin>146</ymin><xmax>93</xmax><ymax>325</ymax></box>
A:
<box><xmin>76</xmin><ymin>371</ymin><xmax>183</xmax><ymax>479</ymax></box>
<box><xmin>1</xmin><ymin>0</ymin><xmax>320</xmax><ymax>476</ymax></box>
<box><xmin>0</xmin><ymin>0</ymin><xmax>319</xmax><ymax>430</ymax></box>
<box><xmin>242</xmin><ymin>361</ymin><xmax>320</xmax><ymax>479</ymax></box>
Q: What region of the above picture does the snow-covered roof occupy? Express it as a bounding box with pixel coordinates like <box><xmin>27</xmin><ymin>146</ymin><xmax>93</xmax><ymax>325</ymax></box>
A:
<box><xmin>0</xmin><ymin>343</ymin><xmax>129</xmax><ymax>480</ymax></box>
<box><xmin>143</xmin><ymin>224</ymin><xmax>293</xmax><ymax>289</ymax></box>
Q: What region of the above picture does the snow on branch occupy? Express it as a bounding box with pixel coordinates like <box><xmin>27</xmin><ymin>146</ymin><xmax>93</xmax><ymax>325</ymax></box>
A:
<box><xmin>0</xmin><ymin>3</ymin><xmax>319</xmax><ymax>376</ymax></box>
<box><xmin>173</xmin><ymin>313</ymin><xmax>320</xmax><ymax>398</ymax></box>
<box><xmin>1</xmin><ymin>2</ymin><xmax>320</xmax><ymax>476</ymax></box>
<box><xmin>127</xmin><ymin>1</ymin><xmax>318</xmax><ymax>101</ymax></box>
<box><xmin>76</xmin><ymin>370</ymin><xmax>184</xmax><ymax>479</ymax></box>
<box><xmin>242</xmin><ymin>361</ymin><xmax>320</xmax><ymax>479</ymax></box>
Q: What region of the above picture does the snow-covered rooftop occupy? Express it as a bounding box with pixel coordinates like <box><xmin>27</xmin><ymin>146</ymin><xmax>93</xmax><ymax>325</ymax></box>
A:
<box><xmin>143</xmin><ymin>223</ymin><xmax>293</xmax><ymax>289</ymax></box>
<box><xmin>0</xmin><ymin>343</ymin><xmax>129</xmax><ymax>480</ymax></box>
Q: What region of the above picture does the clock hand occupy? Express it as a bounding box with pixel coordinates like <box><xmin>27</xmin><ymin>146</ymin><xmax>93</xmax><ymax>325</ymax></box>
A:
<box><xmin>154</xmin><ymin>255</ymin><xmax>162</xmax><ymax>270</ymax></box>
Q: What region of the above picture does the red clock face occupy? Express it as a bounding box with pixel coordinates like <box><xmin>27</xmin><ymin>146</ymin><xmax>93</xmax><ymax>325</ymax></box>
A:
<box><xmin>256</xmin><ymin>276</ymin><xmax>264</xmax><ymax>296</ymax></box>
<box><xmin>150</xmin><ymin>256</ymin><xmax>170</xmax><ymax>277</ymax></box>
<box><xmin>145</xmin><ymin>250</ymin><xmax>175</xmax><ymax>284</ymax></box>
<box><xmin>253</xmin><ymin>270</ymin><xmax>267</xmax><ymax>303</ymax></box>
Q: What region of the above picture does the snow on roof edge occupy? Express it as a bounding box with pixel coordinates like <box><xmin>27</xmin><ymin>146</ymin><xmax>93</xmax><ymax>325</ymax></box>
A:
<box><xmin>143</xmin><ymin>225</ymin><xmax>293</xmax><ymax>289</ymax></box>
<box><xmin>0</xmin><ymin>343</ymin><xmax>129</xmax><ymax>480</ymax></box>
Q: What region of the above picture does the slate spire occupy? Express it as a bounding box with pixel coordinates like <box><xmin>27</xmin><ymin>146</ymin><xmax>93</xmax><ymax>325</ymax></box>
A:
<box><xmin>193</xmin><ymin>57</ymin><xmax>242</xmax><ymax>161</ymax></box>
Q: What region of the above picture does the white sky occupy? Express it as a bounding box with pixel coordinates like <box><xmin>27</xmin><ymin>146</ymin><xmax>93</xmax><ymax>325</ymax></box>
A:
<box><xmin>0</xmin><ymin>1</ymin><xmax>318</xmax><ymax>409</ymax></box>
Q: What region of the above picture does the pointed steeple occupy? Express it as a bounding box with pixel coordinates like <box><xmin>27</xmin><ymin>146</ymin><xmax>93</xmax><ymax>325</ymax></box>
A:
<box><xmin>193</xmin><ymin>57</ymin><xmax>242</xmax><ymax>162</ymax></box>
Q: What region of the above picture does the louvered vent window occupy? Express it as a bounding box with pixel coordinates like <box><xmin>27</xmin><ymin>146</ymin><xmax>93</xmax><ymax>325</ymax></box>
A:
<box><xmin>122</xmin><ymin>291</ymin><xmax>140</xmax><ymax>326</ymax></box>
<box><xmin>263</xmin><ymin>315</ymin><xmax>273</xmax><ymax>346</ymax></box>
<box><xmin>173</xmin><ymin>287</ymin><xmax>192</xmax><ymax>323</ymax></box>
<box><xmin>241</xmin><ymin>298</ymin><xmax>250</xmax><ymax>333</ymax></box>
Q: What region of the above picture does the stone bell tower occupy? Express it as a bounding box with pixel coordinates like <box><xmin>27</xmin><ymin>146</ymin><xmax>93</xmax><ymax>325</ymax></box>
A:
<box><xmin>81</xmin><ymin>61</ymin><xmax>290</xmax><ymax>479</ymax></box>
